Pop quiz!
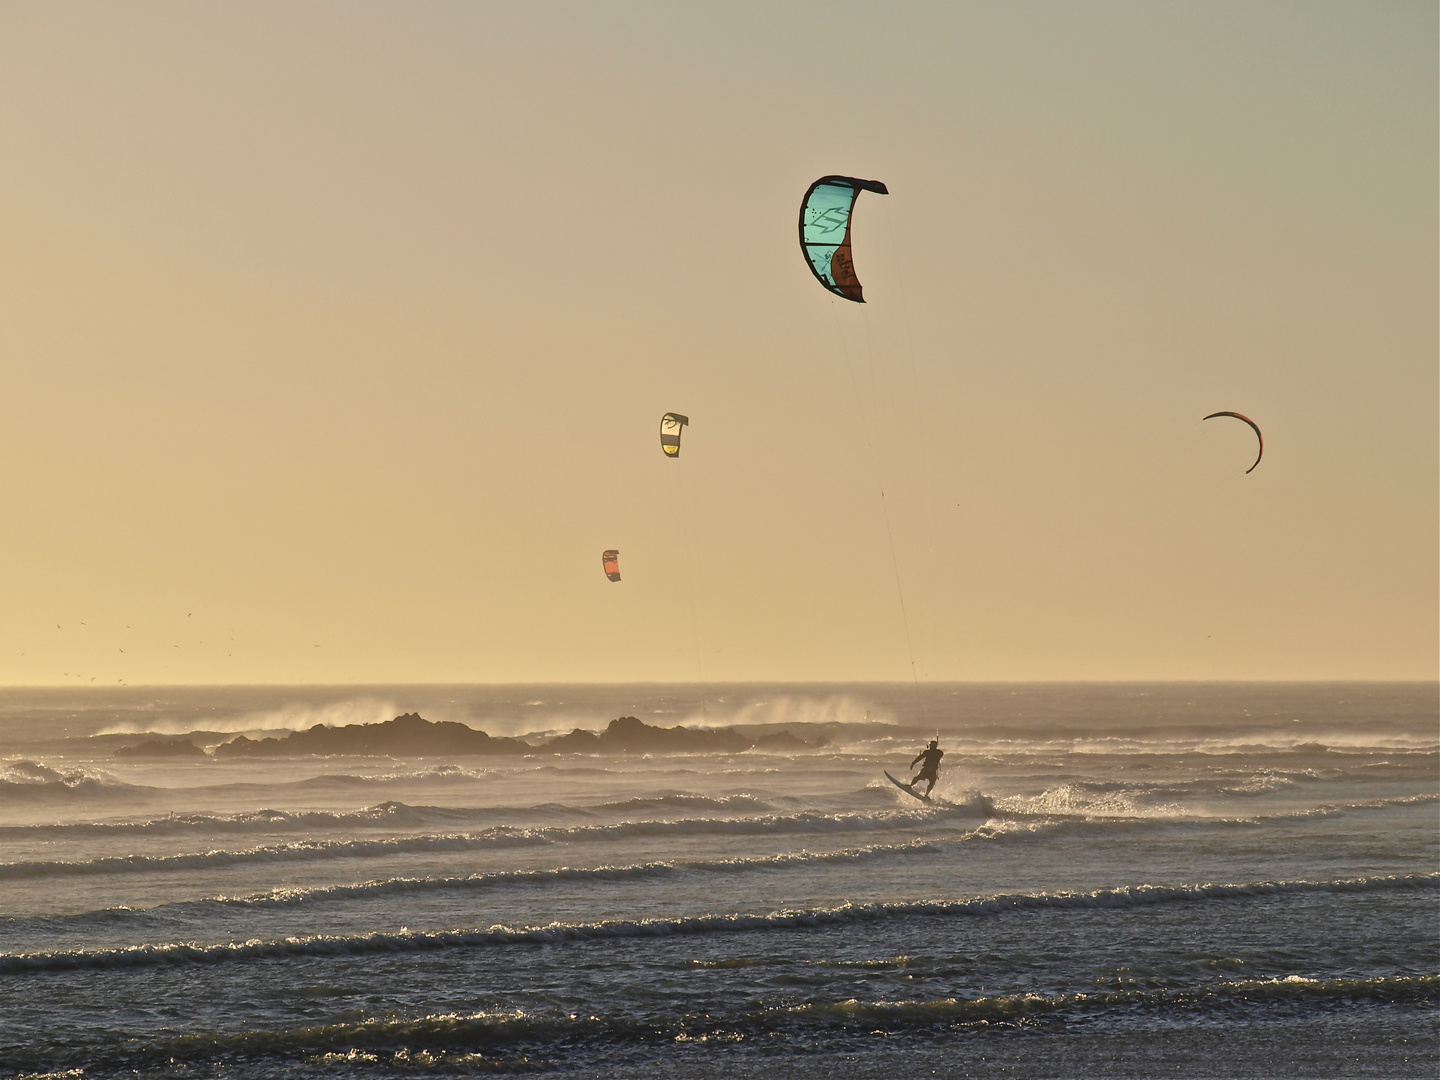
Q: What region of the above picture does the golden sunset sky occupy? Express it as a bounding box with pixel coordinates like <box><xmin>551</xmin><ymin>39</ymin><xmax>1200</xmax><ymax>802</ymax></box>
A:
<box><xmin>1</xmin><ymin>2</ymin><xmax>1434</xmax><ymax>684</ymax></box>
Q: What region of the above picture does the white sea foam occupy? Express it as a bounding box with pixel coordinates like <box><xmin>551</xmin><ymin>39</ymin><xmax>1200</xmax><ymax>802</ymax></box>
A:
<box><xmin>95</xmin><ymin>697</ymin><xmax>402</xmax><ymax>737</ymax></box>
<box><xmin>669</xmin><ymin>693</ymin><xmax>896</xmax><ymax>731</ymax></box>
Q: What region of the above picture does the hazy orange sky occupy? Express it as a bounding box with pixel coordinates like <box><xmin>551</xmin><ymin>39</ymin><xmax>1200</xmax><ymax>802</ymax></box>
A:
<box><xmin>1</xmin><ymin>2</ymin><xmax>1435</xmax><ymax>685</ymax></box>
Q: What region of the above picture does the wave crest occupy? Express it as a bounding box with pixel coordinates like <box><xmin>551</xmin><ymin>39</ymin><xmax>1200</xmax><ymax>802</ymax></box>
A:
<box><xmin>6</xmin><ymin>970</ymin><xmax>1434</xmax><ymax>1072</ymax></box>
<box><xmin>3</xmin><ymin>873</ymin><xmax>1431</xmax><ymax>976</ymax></box>
<box><xmin>0</xmin><ymin>800</ymin><xmax>993</xmax><ymax>880</ymax></box>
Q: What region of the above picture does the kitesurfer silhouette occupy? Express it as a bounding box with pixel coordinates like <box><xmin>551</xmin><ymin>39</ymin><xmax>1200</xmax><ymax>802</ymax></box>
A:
<box><xmin>907</xmin><ymin>739</ymin><xmax>943</xmax><ymax>797</ymax></box>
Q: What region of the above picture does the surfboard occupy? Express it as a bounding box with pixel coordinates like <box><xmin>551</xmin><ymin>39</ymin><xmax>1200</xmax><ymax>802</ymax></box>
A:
<box><xmin>885</xmin><ymin>770</ymin><xmax>931</xmax><ymax>803</ymax></box>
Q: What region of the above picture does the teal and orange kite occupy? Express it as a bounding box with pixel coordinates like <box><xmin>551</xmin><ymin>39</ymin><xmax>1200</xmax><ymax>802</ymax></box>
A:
<box><xmin>799</xmin><ymin>175</ymin><xmax>888</xmax><ymax>302</ymax></box>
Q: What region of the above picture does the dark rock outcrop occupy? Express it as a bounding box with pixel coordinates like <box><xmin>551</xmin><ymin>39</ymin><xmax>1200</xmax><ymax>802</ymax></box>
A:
<box><xmin>213</xmin><ymin>713</ymin><xmax>530</xmax><ymax>758</ymax></box>
<box><xmin>750</xmin><ymin>729</ymin><xmax>820</xmax><ymax>751</ymax></box>
<box><xmin>538</xmin><ymin>716</ymin><xmax>819</xmax><ymax>754</ymax></box>
<box><xmin>210</xmin><ymin>712</ymin><xmax>826</xmax><ymax>759</ymax></box>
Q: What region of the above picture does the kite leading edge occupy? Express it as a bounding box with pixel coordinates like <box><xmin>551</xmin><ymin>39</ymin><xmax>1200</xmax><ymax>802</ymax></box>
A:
<box><xmin>799</xmin><ymin>175</ymin><xmax>888</xmax><ymax>302</ymax></box>
<box><xmin>1203</xmin><ymin>411</ymin><xmax>1264</xmax><ymax>474</ymax></box>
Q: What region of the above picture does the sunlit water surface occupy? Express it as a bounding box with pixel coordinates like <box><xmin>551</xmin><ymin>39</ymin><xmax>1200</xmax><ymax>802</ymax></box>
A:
<box><xmin>0</xmin><ymin>683</ymin><xmax>1435</xmax><ymax>1078</ymax></box>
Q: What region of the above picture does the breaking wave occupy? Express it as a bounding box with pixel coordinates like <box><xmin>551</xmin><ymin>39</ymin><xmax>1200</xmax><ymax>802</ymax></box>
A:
<box><xmin>13</xmin><ymin>972</ymin><xmax>1436</xmax><ymax>1074</ymax></box>
<box><xmin>0</xmin><ymin>800</ymin><xmax>994</xmax><ymax>880</ymax></box>
<box><xmin>3</xmin><ymin>874</ymin><xmax>1432</xmax><ymax>976</ymax></box>
<box><xmin>0</xmin><ymin>801</ymin><xmax>558</xmax><ymax>840</ymax></box>
<box><xmin>0</xmin><ymin>761</ymin><xmax>145</xmax><ymax>805</ymax></box>
<box><xmin>5</xmin><ymin>842</ymin><xmax>958</xmax><ymax>929</ymax></box>
<box><xmin>5</xmin><ymin>788</ymin><xmax>1429</xmax><ymax>883</ymax></box>
<box><xmin>991</xmin><ymin>784</ymin><xmax>1437</xmax><ymax>822</ymax></box>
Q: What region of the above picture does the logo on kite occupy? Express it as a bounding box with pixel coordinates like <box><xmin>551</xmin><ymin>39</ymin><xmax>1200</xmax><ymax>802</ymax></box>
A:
<box><xmin>1203</xmin><ymin>411</ymin><xmax>1264</xmax><ymax>474</ymax></box>
<box><xmin>602</xmin><ymin>550</ymin><xmax>621</xmax><ymax>582</ymax></box>
<box><xmin>660</xmin><ymin>413</ymin><xmax>689</xmax><ymax>458</ymax></box>
<box><xmin>799</xmin><ymin>175</ymin><xmax>888</xmax><ymax>303</ymax></box>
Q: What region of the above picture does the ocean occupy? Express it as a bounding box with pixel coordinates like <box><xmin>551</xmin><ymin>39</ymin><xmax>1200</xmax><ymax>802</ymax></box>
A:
<box><xmin>0</xmin><ymin>682</ymin><xmax>1435</xmax><ymax>1078</ymax></box>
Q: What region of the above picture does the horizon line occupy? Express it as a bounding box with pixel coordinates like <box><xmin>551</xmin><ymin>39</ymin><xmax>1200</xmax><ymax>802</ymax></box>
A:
<box><xmin>0</xmin><ymin>678</ymin><xmax>1434</xmax><ymax>691</ymax></box>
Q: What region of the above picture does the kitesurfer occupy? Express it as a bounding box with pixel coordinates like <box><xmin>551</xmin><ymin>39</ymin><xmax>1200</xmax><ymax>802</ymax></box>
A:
<box><xmin>907</xmin><ymin>739</ymin><xmax>943</xmax><ymax>797</ymax></box>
